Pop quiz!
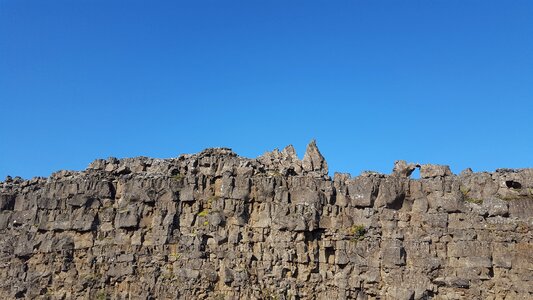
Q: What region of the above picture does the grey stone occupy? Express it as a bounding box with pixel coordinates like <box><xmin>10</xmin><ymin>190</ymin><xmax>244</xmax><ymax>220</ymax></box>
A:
<box><xmin>0</xmin><ymin>211</ymin><xmax>11</xmax><ymax>230</ymax></box>
<box><xmin>381</xmin><ymin>240</ymin><xmax>406</xmax><ymax>267</ymax></box>
<box><xmin>302</xmin><ymin>140</ymin><xmax>328</xmax><ymax>175</ymax></box>
<box><xmin>0</xmin><ymin>193</ymin><xmax>15</xmax><ymax>210</ymax></box>
<box><xmin>179</xmin><ymin>185</ymin><xmax>195</xmax><ymax>202</ymax></box>
<box><xmin>114</xmin><ymin>205</ymin><xmax>140</xmax><ymax>229</ymax></box>
<box><xmin>71</xmin><ymin>209</ymin><xmax>95</xmax><ymax>231</ymax></box>
<box><xmin>67</xmin><ymin>194</ymin><xmax>91</xmax><ymax>207</ymax></box>
<box><xmin>0</xmin><ymin>144</ymin><xmax>531</xmax><ymax>300</ymax></box>
<box><xmin>347</xmin><ymin>176</ymin><xmax>377</xmax><ymax>207</ymax></box>
<box><xmin>508</xmin><ymin>198</ymin><xmax>533</xmax><ymax>218</ymax></box>
<box><xmin>87</xmin><ymin>159</ymin><xmax>106</xmax><ymax>170</ymax></box>
<box><xmin>375</xmin><ymin>177</ymin><xmax>405</xmax><ymax>208</ymax></box>
<box><xmin>419</xmin><ymin>164</ymin><xmax>453</xmax><ymax>178</ymax></box>
<box><xmin>392</xmin><ymin>160</ymin><xmax>419</xmax><ymax>178</ymax></box>
<box><xmin>483</xmin><ymin>197</ymin><xmax>509</xmax><ymax>216</ymax></box>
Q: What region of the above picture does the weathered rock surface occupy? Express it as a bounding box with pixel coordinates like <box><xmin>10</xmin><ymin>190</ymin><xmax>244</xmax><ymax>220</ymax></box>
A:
<box><xmin>1</xmin><ymin>141</ymin><xmax>532</xmax><ymax>299</ymax></box>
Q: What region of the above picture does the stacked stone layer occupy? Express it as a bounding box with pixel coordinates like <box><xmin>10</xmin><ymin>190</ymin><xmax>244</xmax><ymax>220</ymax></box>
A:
<box><xmin>1</xmin><ymin>142</ymin><xmax>532</xmax><ymax>299</ymax></box>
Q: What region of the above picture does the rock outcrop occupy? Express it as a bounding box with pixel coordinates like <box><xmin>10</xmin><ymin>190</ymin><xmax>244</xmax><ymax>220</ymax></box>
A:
<box><xmin>0</xmin><ymin>141</ymin><xmax>532</xmax><ymax>299</ymax></box>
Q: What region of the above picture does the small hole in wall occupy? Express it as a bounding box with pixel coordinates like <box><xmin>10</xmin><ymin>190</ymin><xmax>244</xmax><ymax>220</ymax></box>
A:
<box><xmin>505</xmin><ymin>180</ymin><xmax>522</xmax><ymax>189</ymax></box>
<box><xmin>411</xmin><ymin>168</ymin><xmax>420</xmax><ymax>179</ymax></box>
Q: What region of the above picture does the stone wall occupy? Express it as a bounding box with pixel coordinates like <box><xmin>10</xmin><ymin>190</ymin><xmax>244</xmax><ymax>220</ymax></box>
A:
<box><xmin>0</xmin><ymin>141</ymin><xmax>532</xmax><ymax>299</ymax></box>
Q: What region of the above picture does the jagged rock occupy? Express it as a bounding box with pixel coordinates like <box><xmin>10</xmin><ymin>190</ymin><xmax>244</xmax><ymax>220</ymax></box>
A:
<box><xmin>392</xmin><ymin>160</ymin><xmax>419</xmax><ymax>178</ymax></box>
<box><xmin>419</xmin><ymin>164</ymin><xmax>453</xmax><ymax>178</ymax></box>
<box><xmin>375</xmin><ymin>177</ymin><xmax>406</xmax><ymax>208</ymax></box>
<box><xmin>258</xmin><ymin>144</ymin><xmax>303</xmax><ymax>176</ymax></box>
<box><xmin>302</xmin><ymin>140</ymin><xmax>328</xmax><ymax>175</ymax></box>
<box><xmin>87</xmin><ymin>159</ymin><xmax>106</xmax><ymax>170</ymax></box>
<box><xmin>0</xmin><ymin>144</ymin><xmax>532</xmax><ymax>299</ymax></box>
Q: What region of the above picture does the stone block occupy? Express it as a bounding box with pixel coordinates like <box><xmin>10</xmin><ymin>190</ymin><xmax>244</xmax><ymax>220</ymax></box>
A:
<box><xmin>347</xmin><ymin>177</ymin><xmax>376</xmax><ymax>207</ymax></box>
<box><xmin>115</xmin><ymin>206</ymin><xmax>140</xmax><ymax>229</ymax></box>
<box><xmin>419</xmin><ymin>164</ymin><xmax>452</xmax><ymax>178</ymax></box>
<box><xmin>381</xmin><ymin>240</ymin><xmax>406</xmax><ymax>267</ymax></box>
<box><xmin>447</xmin><ymin>241</ymin><xmax>491</xmax><ymax>258</ymax></box>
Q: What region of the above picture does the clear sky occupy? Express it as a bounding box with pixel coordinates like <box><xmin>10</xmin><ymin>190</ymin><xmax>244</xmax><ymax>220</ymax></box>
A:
<box><xmin>1</xmin><ymin>1</ymin><xmax>532</xmax><ymax>179</ymax></box>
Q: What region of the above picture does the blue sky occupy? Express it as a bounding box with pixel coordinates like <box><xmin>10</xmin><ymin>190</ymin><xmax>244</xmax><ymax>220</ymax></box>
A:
<box><xmin>1</xmin><ymin>0</ymin><xmax>532</xmax><ymax>179</ymax></box>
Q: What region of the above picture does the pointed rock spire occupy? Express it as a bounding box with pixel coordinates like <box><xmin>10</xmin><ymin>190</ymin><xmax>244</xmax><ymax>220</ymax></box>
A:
<box><xmin>281</xmin><ymin>144</ymin><xmax>298</xmax><ymax>161</ymax></box>
<box><xmin>302</xmin><ymin>140</ymin><xmax>328</xmax><ymax>175</ymax></box>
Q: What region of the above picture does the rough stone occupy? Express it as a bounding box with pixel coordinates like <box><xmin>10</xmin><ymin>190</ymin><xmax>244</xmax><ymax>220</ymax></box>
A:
<box><xmin>302</xmin><ymin>140</ymin><xmax>328</xmax><ymax>175</ymax></box>
<box><xmin>392</xmin><ymin>160</ymin><xmax>419</xmax><ymax>178</ymax></box>
<box><xmin>0</xmin><ymin>144</ymin><xmax>531</xmax><ymax>299</ymax></box>
<box><xmin>420</xmin><ymin>164</ymin><xmax>453</xmax><ymax>178</ymax></box>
